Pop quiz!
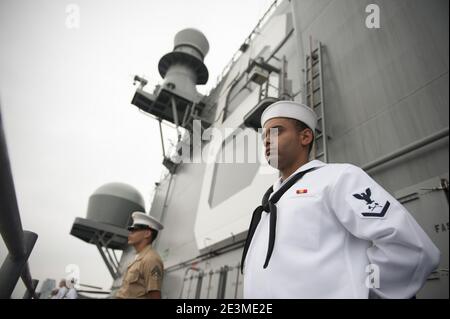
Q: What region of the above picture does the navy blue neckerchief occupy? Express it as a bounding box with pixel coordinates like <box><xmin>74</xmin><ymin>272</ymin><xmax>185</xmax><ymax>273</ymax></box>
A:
<box><xmin>241</xmin><ymin>167</ymin><xmax>317</xmax><ymax>274</ymax></box>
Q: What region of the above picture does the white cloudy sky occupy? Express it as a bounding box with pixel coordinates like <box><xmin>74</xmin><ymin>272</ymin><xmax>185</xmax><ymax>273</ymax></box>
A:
<box><xmin>0</xmin><ymin>0</ymin><xmax>274</xmax><ymax>297</ymax></box>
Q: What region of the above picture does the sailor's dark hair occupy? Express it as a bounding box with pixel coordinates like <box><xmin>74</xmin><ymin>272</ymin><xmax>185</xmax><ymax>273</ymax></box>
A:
<box><xmin>149</xmin><ymin>229</ymin><xmax>159</xmax><ymax>244</ymax></box>
<box><xmin>291</xmin><ymin>119</ymin><xmax>314</xmax><ymax>154</ymax></box>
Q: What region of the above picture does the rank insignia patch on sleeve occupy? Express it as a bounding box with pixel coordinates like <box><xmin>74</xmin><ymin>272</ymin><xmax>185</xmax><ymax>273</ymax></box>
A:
<box><xmin>151</xmin><ymin>265</ymin><xmax>162</xmax><ymax>279</ymax></box>
<box><xmin>352</xmin><ymin>187</ymin><xmax>390</xmax><ymax>218</ymax></box>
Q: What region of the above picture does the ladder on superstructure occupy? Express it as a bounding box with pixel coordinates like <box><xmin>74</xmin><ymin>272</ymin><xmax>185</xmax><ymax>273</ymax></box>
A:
<box><xmin>305</xmin><ymin>39</ymin><xmax>329</xmax><ymax>162</ymax></box>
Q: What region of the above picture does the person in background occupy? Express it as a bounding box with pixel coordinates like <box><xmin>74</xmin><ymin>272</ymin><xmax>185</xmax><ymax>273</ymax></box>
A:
<box><xmin>64</xmin><ymin>278</ymin><xmax>78</xmax><ymax>299</ymax></box>
<box><xmin>50</xmin><ymin>279</ymin><xmax>67</xmax><ymax>299</ymax></box>
<box><xmin>115</xmin><ymin>212</ymin><xmax>164</xmax><ymax>299</ymax></box>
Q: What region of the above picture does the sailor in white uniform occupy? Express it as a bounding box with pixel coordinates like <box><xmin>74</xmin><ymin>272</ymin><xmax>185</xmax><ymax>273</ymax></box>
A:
<box><xmin>242</xmin><ymin>100</ymin><xmax>440</xmax><ymax>299</ymax></box>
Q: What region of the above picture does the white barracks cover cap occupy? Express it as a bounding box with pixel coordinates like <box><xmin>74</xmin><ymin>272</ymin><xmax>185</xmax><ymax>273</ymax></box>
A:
<box><xmin>128</xmin><ymin>211</ymin><xmax>164</xmax><ymax>231</ymax></box>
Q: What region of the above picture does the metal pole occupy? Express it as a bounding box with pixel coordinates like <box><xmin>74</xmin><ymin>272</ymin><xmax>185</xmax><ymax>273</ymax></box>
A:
<box><xmin>363</xmin><ymin>127</ymin><xmax>449</xmax><ymax>172</ymax></box>
<box><xmin>158</xmin><ymin>119</ymin><xmax>166</xmax><ymax>157</ymax></box>
<box><xmin>78</xmin><ymin>283</ymin><xmax>103</xmax><ymax>290</ymax></box>
<box><xmin>104</xmin><ymin>247</ymin><xmax>119</xmax><ymax>272</ymax></box>
<box><xmin>279</xmin><ymin>56</ymin><xmax>286</xmax><ymax>99</ymax></box>
<box><xmin>233</xmin><ymin>263</ymin><xmax>241</xmax><ymax>299</ymax></box>
<box><xmin>159</xmin><ymin>174</ymin><xmax>174</xmax><ymax>225</ymax></box>
<box><xmin>195</xmin><ymin>271</ymin><xmax>204</xmax><ymax>299</ymax></box>
<box><xmin>171</xmin><ymin>97</ymin><xmax>181</xmax><ymax>142</ymax></box>
<box><xmin>111</xmin><ymin>249</ymin><xmax>121</xmax><ymax>271</ymax></box>
<box><xmin>317</xmin><ymin>42</ymin><xmax>328</xmax><ymax>163</ymax></box>
<box><xmin>22</xmin><ymin>279</ymin><xmax>39</xmax><ymax>299</ymax></box>
<box><xmin>95</xmin><ymin>243</ymin><xmax>118</xmax><ymax>280</ymax></box>
<box><xmin>0</xmin><ymin>109</ymin><xmax>28</xmax><ymax>258</ymax></box>
<box><xmin>308</xmin><ymin>36</ymin><xmax>317</xmax><ymax>160</ymax></box>
<box><xmin>216</xmin><ymin>266</ymin><xmax>228</xmax><ymax>299</ymax></box>
<box><xmin>0</xmin><ymin>231</ymin><xmax>38</xmax><ymax>298</ymax></box>
<box><xmin>20</xmin><ymin>263</ymin><xmax>39</xmax><ymax>299</ymax></box>
<box><xmin>0</xmin><ymin>107</ymin><xmax>38</xmax><ymax>298</ymax></box>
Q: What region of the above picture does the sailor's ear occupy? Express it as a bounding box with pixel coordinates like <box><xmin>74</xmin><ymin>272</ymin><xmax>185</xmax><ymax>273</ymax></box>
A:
<box><xmin>144</xmin><ymin>229</ymin><xmax>152</xmax><ymax>239</ymax></box>
<box><xmin>299</xmin><ymin>128</ymin><xmax>314</xmax><ymax>146</ymax></box>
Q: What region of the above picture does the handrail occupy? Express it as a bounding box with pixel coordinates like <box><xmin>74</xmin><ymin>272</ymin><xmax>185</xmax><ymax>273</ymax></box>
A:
<box><xmin>363</xmin><ymin>127</ymin><xmax>449</xmax><ymax>172</ymax></box>
<box><xmin>209</xmin><ymin>0</ymin><xmax>281</xmax><ymax>93</ymax></box>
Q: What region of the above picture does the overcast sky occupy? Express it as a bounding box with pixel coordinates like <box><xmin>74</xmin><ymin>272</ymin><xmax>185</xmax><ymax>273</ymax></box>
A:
<box><xmin>0</xmin><ymin>0</ymin><xmax>274</xmax><ymax>297</ymax></box>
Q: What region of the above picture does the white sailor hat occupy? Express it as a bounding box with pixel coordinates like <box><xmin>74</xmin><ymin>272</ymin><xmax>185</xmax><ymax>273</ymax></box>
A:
<box><xmin>260</xmin><ymin>100</ymin><xmax>317</xmax><ymax>131</ymax></box>
<box><xmin>128</xmin><ymin>211</ymin><xmax>164</xmax><ymax>231</ymax></box>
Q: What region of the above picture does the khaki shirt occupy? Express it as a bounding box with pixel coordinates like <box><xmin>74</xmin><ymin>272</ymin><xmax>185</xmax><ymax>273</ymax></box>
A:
<box><xmin>116</xmin><ymin>245</ymin><xmax>164</xmax><ymax>298</ymax></box>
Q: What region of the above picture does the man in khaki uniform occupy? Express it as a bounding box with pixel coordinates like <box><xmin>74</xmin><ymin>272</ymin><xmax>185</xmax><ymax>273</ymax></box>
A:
<box><xmin>116</xmin><ymin>211</ymin><xmax>164</xmax><ymax>299</ymax></box>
